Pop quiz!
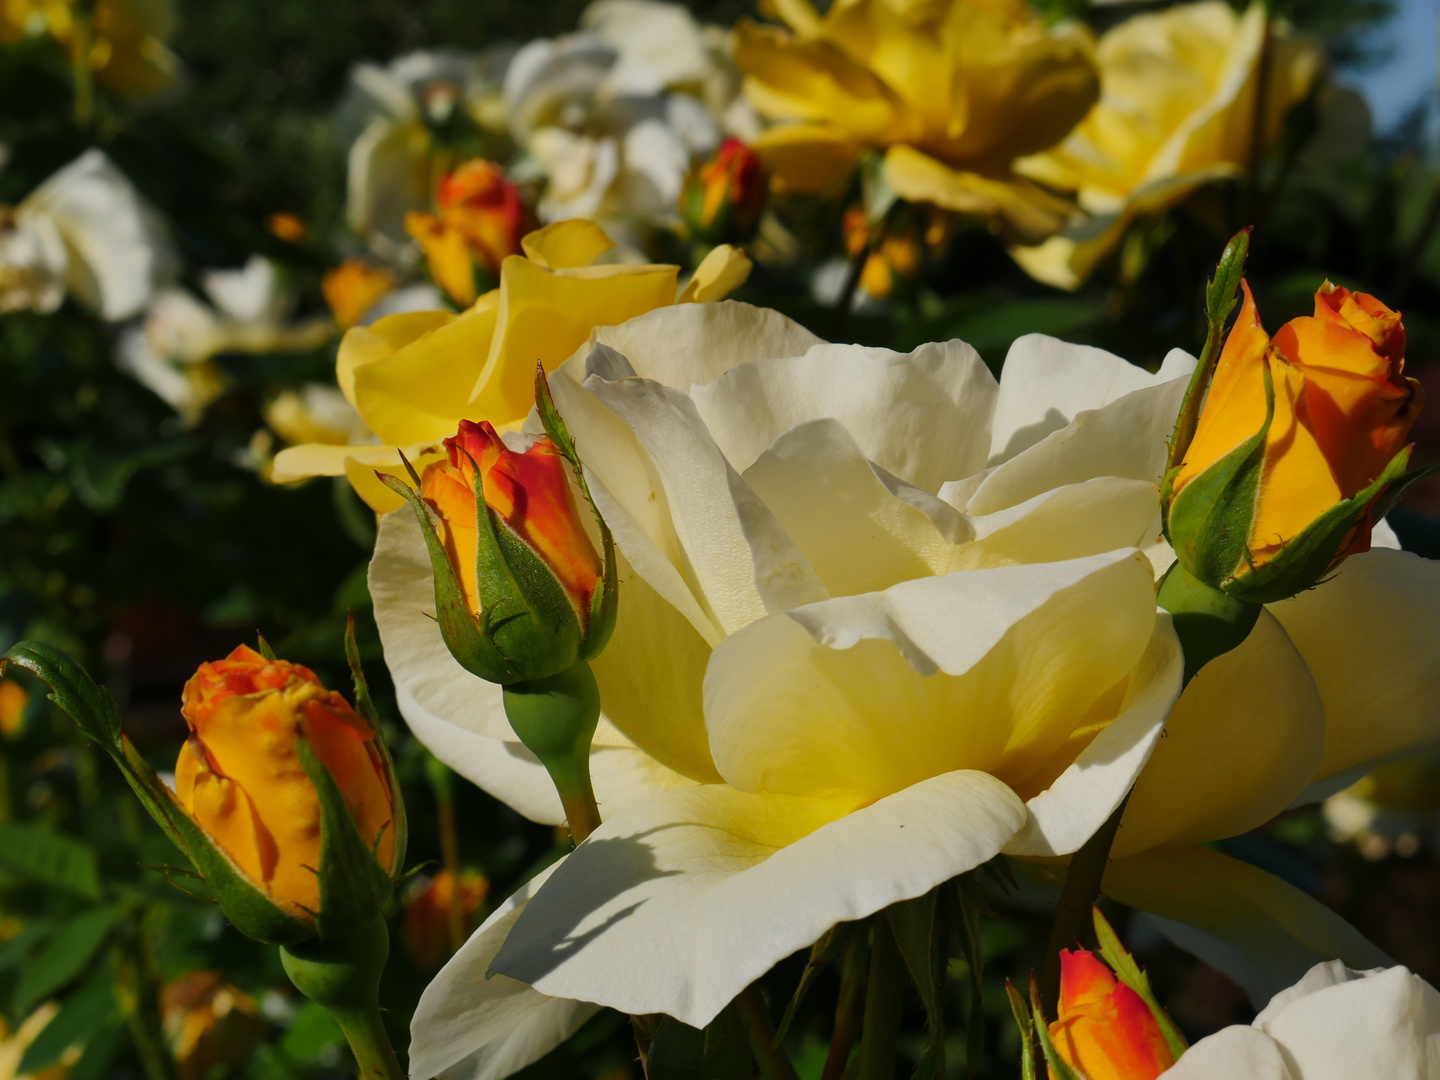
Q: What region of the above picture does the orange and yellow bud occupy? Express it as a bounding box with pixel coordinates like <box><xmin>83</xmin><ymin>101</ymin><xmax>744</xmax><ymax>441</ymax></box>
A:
<box><xmin>683</xmin><ymin>137</ymin><xmax>765</xmax><ymax>244</ymax></box>
<box><xmin>421</xmin><ymin>419</ymin><xmax>601</xmax><ymax>629</ymax></box>
<box><xmin>160</xmin><ymin>972</ymin><xmax>264</xmax><ymax>1080</ymax></box>
<box><xmin>0</xmin><ymin>677</ymin><xmax>26</xmax><ymax>738</ymax></box>
<box><xmin>406</xmin><ymin>160</ymin><xmax>530</xmax><ymax>307</ymax></box>
<box><xmin>174</xmin><ymin>645</ymin><xmax>396</xmax><ymax>920</ymax></box>
<box><xmin>402</xmin><ymin>868</ymin><xmax>489</xmax><ymax>969</ymax></box>
<box><xmin>266</xmin><ymin>213</ymin><xmax>307</xmax><ymax>243</ymax></box>
<box><xmin>322</xmin><ymin>260</ymin><xmax>395</xmax><ymax>330</ymax></box>
<box><xmin>1166</xmin><ymin>281</ymin><xmax>1424</xmax><ymax>602</ymax></box>
<box><xmin>1048</xmin><ymin>950</ymin><xmax>1177</xmax><ymax>1080</ymax></box>
<box><xmin>843</xmin><ymin>206</ymin><xmax>950</xmax><ymax>300</ymax></box>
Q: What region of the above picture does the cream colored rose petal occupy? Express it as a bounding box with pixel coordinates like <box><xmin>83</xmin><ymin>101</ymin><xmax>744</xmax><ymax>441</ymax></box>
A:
<box><xmin>409</xmin><ymin>858</ymin><xmax>598</xmax><ymax>1080</ymax></box>
<box><xmin>491</xmin><ymin>770</ymin><xmax>1027</xmax><ymax>1027</ymax></box>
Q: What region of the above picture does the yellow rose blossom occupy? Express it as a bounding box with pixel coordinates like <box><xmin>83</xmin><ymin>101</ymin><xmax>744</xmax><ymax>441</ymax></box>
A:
<box><xmin>0</xmin><ymin>0</ymin><xmax>178</xmax><ymax>100</ymax></box>
<box><xmin>270</xmin><ymin>219</ymin><xmax>752</xmax><ymax>512</ymax></box>
<box><xmin>1011</xmin><ymin>2</ymin><xmax>1321</xmax><ymax>289</ymax></box>
<box><xmin>734</xmin><ymin>0</ymin><xmax>1098</xmax><ymax>241</ymax></box>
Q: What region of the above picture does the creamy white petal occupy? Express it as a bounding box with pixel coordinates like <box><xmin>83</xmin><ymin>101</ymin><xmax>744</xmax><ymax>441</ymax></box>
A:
<box><xmin>742</xmin><ymin>417</ymin><xmax>965</xmax><ymax>597</ymax></box>
<box><xmin>1258</xmin><ymin>966</ymin><xmax>1440</xmax><ymax>1080</ymax></box>
<box><xmin>692</xmin><ymin>339</ymin><xmax>998</xmax><ymax>492</ymax></box>
<box><xmin>409</xmin><ymin>859</ymin><xmax>598</xmax><ymax>1080</ymax></box>
<box><xmin>953</xmin><ymin>477</ymin><xmax>1161</xmax><ymax>571</ymax></box>
<box><xmin>1105</xmin><ymin>846</ymin><xmax>1390</xmax><ymax>1008</ymax></box>
<box><xmin>584</xmin><ymin>301</ymin><xmax>821</xmax><ymax>391</ymax></box>
<box><xmin>708</xmin><ymin>550</ymin><xmax>1157</xmax><ymax>802</ymax></box>
<box><xmin>1158</xmin><ymin>1026</ymin><xmax>1292</xmax><ymax>1080</ymax></box>
<box><xmin>1268</xmin><ymin>549</ymin><xmax>1440</xmax><ymax>782</ymax></box>
<box><xmin>492</xmin><ymin>771</ymin><xmax>1028</xmax><ymax>1027</ymax></box>
<box><xmin>1115</xmin><ymin>610</ymin><xmax>1324</xmax><ymax>855</ymax></box>
<box><xmin>989</xmin><ymin>335</ymin><xmax>1195</xmax><ymax>464</ymax></box>
<box><xmin>1004</xmin><ymin>612</ymin><xmax>1182</xmax><ymax>857</ymax></box>
<box><xmin>581</xmin><ymin>374</ymin><xmax>788</xmax><ymax>635</ymax></box>
<box><xmin>967</xmin><ymin>375</ymin><xmax>1189</xmax><ymax>516</ymax></box>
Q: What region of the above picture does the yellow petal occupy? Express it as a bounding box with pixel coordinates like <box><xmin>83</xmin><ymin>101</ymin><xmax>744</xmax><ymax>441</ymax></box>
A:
<box><xmin>349</xmin><ymin>303</ymin><xmax>501</xmax><ymax>445</ymax></box>
<box><xmin>1115</xmin><ymin>609</ymin><xmax>1323</xmax><ymax>856</ymax></box>
<box><xmin>519</xmin><ymin>219</ymin><xmax>614</xmax><ymax>270</ymax></box>
<box><xmin>735</xmin><ymin>19</ymin><xmax>902</xmax><ymax>141</ymax></box>
<box><xmin>678</xmin><ymin>245</ymin><xmax>753</xmax><ymax>303</ymax></box>
<box><xmin>472</xmin><ymin>258</ymin><xmax>679</xmax><ymax>426</ymax></box>
<box><xmin>336</xmin><ymin>310</ymin><xmax>453</xmax><ymax>409</ymax></box>
<box><xmin>882</xmin><ymin>145</ymin><xmax>1073</xmax><ymax>243</ymax></box>
<box><xmin>751</xmin><ymin>123</ymin><xmax>863</xmax><ymax>195</ymax></box>
<box><xmin>820</xmin><ymin>0</ymin><xmax>955</xmax><ymax>139</ymax></box>
<box><xmin>406</xmin><ymin>211</ymin><xmax>478</xmax><ymax>307</ymax></box>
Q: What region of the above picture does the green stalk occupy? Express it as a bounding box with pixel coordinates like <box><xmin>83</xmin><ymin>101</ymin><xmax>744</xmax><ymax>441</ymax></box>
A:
<box><xmin>1038</xmin><ymin>802</ymin><xmax>1127</xmax><ymax>1016</ymax></box>
<box><xmin>737</xmin><ymin>986</ymin><xmax>800</xmax><ymax>1080</ymax></box>
<box><xmin>822</xmin><ymin>932</ymin><xmax>869</xmax><ymax>1080</ymax></box>
<box><xmin>502</xmin><ymin>662</ymin><xmax>603</xmax><ymax>844</ymax></box>
<box><xmin>281</xmin><ymin>916</ymin><xmax>404</xmax><ymax>1080</ymax></box>
<box><xmin>856</xmin><ymin>920</ymin><xmax>905</xmax><ymax>1080</ymax></box>
<box><xmin>424</xmin><ymin>755</ymin><xmax>465</xmax><ymax>954</ymax></box>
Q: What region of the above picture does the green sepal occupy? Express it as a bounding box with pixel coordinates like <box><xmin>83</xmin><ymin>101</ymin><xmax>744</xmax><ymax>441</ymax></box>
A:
<box><xmin>1091</xmin><ymin>908</ymin><xmax>1187</xmax><ymax>1061</ymax></box>
<box><xmin>1223</xmin><ymin>445</ymin><xmax>1413</xmax><ymax>604</ymax></box>
<box><xmin>1</xmin><ymin>642</ymin><xmax>312</xmax><ymax>945</ymax></box>
<box><xmin>1029</xmin><ymin>977</ymin><xmax>1087</xmax><ymax>1080</ymax></box>
<box><xmin>294</xmin><ymin>736</ymin><xmax>395</xmax><ymax>942</ymax></box>
<box><xmin>535</xmin><ymin>363</ymin><xmax>618</xmax><ymax>661</ymax></box>
<box><xmin>345</xmin><ymin>614</ymin><xmax>407</xmax><ymax>878</ymax></box>
<box><xmin>1163</xmin><ymin>351</ymin><xmax>1273</xmax><ymax>581</ymax></box>
<box><xmin>1167</xmin><ymin>227</ymin><xmax>1251</xmax><ymax>474</ymax></box>
<box><xmin>256</xmin><ymin>633</ymin><xmax>278</xmax><ymax>661</ymax></box>
<box><xmin>1004</xmin><ymin>980</ymin><xmax>1038</xmax><ymax>1080</ymax></box>
<box><xmin>280</xmin><ymin>912</ymin><xmax>389</xmax><ymax>1015</ymax></box>
<box><xmin>1156</xmin><ymin>563</ymin><xmax>1262</xmax><ymax>683</ymax></box>
<box><xmin>376</xmin><ymin>469</ymin><xmax>523</xmax><ymax>684</ymax></box>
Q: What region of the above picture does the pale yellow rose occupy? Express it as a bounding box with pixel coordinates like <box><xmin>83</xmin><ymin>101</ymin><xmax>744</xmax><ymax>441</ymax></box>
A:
<box><xmin>270</xmin><ymin>219</ymin><xmax>751</xmax><ymax>512</ymax></box>
<box><xmin>1011</xmin><ymin>1</ymin><xmax>1321</xmax><ymax>289</ymax></box>
<box><xmin>734</xmin><ymin>0</ymin><xmax>1098</xmax><ymax>241</ymax></box>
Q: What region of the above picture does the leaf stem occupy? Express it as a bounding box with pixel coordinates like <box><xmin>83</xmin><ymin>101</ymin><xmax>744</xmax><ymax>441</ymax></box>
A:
<box><xmin>737</xmin><ymin>986</ymin><xmax>800</xmax><ymax>1080</ymax></box>
<box><xmin>330</xmin><ymin>1004</ymin><xmax>406</xmax><ymax>1080</ymax></box>
<box><xmin>856</xmin><ymin>919</ymin><xmax>905</xmax><ymax>1080</ymax></box>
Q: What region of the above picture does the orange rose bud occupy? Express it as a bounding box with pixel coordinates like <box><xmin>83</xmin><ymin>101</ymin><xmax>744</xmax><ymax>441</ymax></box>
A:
<box><xmin>174</xmin><ymin>645</ymin><xmax>397</xmax><ymax>921</ymax></box>
<box><xmin>402</xmin><ymin>868</ymin><xmax>489</xmax><ymax>969</ymax></box>
<box><xmin>407</xmin><ymin>159</ymin><xmax>530</xmax><ymax>307</ymax></box>
<box><xmin>411</xmin><ymin>419</ymin><xmax>611</xmax><ymax>683</ymax></box>
<box><xmin>684</xmin><ymin>137</ymin><xmax>766</xmax><ymax>244</ymax></box>
<box><xmin>1165</xmin><ymin>280</ymin><xmax>1425</xmax><ymax>603</ymax></box>
<box><xmin>1048</xmin><ymin>950</ymin><xmax>1177</xmax><ymax>1080</ymax></box>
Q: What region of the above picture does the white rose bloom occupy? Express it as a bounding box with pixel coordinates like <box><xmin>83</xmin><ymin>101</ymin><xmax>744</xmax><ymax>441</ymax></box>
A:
<box><xmin>342</xmin><ymin>48</ymin><xmax>514</xmax><ymax>252</ymax></box>
<box><xmin>116</xmin><ymin>257</ymin><xmax>331</xmax><ymax>421</ymax></box>
<box><xmin>371</xmin><ymin>303</ymin><xmax>1438</xmax><ymax>1078</ymax></box>
<box><xmin>0</xmin><ymin>149</ymin><xmax>170</xmax><ymax>321</ymax></box>
<box><xmin>506</xmin><ymin>1</ymin><xmax>750</xmax><ymax>243</ymax></box>
<box><xmin>1162</xmin><ymin>961</ymin><xmax>1440</xmax><ymax>1079</ymax></box>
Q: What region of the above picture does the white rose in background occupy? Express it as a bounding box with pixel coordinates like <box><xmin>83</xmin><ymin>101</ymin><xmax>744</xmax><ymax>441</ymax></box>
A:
<box><xmin>0</xmin><ymin>149</ymin><xmax>171</xmax><ymax>321</ymax></box>
<box><xmin>1161</xmin><ymin>961</ymin><xmax>1440</xmax><ymax>1079</ymax></box>
<box><xmin>116</xmin><ymin>257</ymin><xmax>331</xmax><ymax>423</ymax></box>
<box><xmin>506</xmin><ymin>1</ymin><xmax>750</xmax><ymax>245</ymax></box>
<box><xmin>373</xmin><ymin>303</ymin><xmax>1439</xmax><ymax>1078</ymax></box>
<box><xmin>341</xmin><ymin>49</ymin><xmax>514</xmax><ymax>254</ymax></box>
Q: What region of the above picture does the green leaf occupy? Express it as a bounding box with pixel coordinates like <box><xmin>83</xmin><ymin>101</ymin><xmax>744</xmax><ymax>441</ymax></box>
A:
<box><xmin>534</xmin><ymin>363</ymin><xmax>618</xmax><ymax>661</ymax></box>
<box><xmin>886</xmin><ymin>890</ymin><xmax>946</xmax><ymax>1080</ymax></box>
<box><xmin>0</xmin><ymin>822</ymin><xmax>102</xmax><ymax>900</ymax></box>
<box><xmin>12</xmin><ymin>904</ymin><xmax>125</xmax><ymax>1016</ymax></box>
<box><xmin>774</xmin><ymin>921</ymin><xmax>861</xmax><ymax>1045</ymax></box>
<box><xmin>65</xmin><ymin>1019</ymin><xmax>125</xmax><ymax>1080</ymax></box>
<box><xmin>1226</xmin><ymin>443</ymin><xmax>1413</xmax><ymax>603</ymax></box>
<box><xmin>1168</xmin><ymin>227</ymin><xmax>1252</xmax><ymax>473</ymax></box>
<box><xmin>1091</xmin><ymin>908</ymin><xmax>1187</xmax><ymax>1061</ymax></box>
<box><xmin>345</xmin><ymin>613</ymin><xmax>406</xmax><ymax>877</ymax></box>
<box><xmin>16</xmin><ymin>967</ymin><xmax>117</xmax><ymax>1075</ymax></box>
<box><xmin>648</xmin><ymin>1005</ymin><xmax>752</xmax><ymax>1080</ymax></box>
<box><xmin>296</xmin><ymin>736</ymin><xmax>393</xmax><ymax>940</ymax></box>
<box><xmin>375</xmin><ymin>470</ymin><xmax>523</xmax><ymax>684</ymax></box>
<box><xmin>0</xmin><ymin>919</ymin><xmax>54</xmax><ymax>971</ymax></box>
<box><xmin>1004</xmin><ymin>981</ymin><xmax>1037</xmax><ymax>1080</ymax></box>
<box><xmin>953</xmin><ymin>877</ymin><xmax>986</xmax><ymax>1076</ymax></box>
<box><xmin>279</xmin><ymin>1000</ymin><xmax>344</xmax><ymax>1062</ymax></box>
<box><xmin>1029</xmin><ymin>978</ymin><xmax>1087</xmax><ymax>1080</ymax></box>
<box><xmin>2</xmin><ymin>642</ymin><xmax>122</xmax><ymax>756</ymax></box>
